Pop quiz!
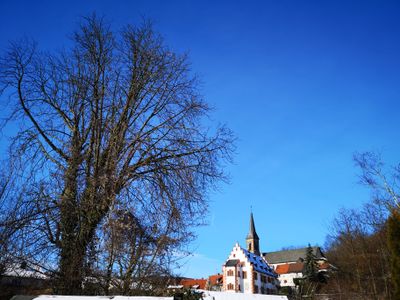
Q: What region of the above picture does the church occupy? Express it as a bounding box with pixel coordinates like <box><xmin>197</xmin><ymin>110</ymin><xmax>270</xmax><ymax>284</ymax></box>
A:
<box><xmin>222</xmin><ymin>213</ymin><xmax>279</xmax><ymax>294</ymax></box>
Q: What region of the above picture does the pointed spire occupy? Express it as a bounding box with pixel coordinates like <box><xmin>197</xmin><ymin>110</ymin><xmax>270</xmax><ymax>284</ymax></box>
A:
<box><xmin>246</xmin><ymin>212</ymin><xmax>259</xmax><ymax>240</ymax></box>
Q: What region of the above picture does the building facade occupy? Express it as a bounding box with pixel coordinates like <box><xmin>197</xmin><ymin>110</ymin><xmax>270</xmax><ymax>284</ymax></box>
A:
<box><xmin>206</xmin><ymin>274</ymin><xmax>223</xmax><ymax>291</ymax></box>
<box><xmin>222</xmin><ymin>213</ymin><xmax>279</xmax><ymax>294</ymax></box>
<box><xmin>274</xmin><ymin>262</ymin><xmax>304</xmax><ymax>287</ymax></box>
<box><xmin>263</xmin><ymin>247</ymin><xmax>331</xmax><ymax>287</ymax></box>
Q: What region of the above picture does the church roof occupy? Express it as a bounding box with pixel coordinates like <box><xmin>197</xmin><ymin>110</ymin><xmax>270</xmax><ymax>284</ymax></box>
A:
<box><xmin>241</xmin><ymin>247</ymin><xmax>277</xmax><ymax>278</ymax></box>
<box><xmin>246</xmin><ymin>212</ymin><xmax>259</xmax><ymax>240</ymax></box>
<box><xmin>263</xmin><ymin>247</ymin><xmax>325</xmax><ymax>264</ymax></box>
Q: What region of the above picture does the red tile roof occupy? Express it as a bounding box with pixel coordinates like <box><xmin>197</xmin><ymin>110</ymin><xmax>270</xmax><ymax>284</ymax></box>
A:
<box><xmin>275</xmin><ymin>264</ymin><xmax>290</xmax><ymax>274</ymax></box>
<box><xmin>275</xmin><ymin>263</ymin><xmax>304</xmax><ymax>274</ymax></box>
<box><xmin>208</xmin><ymin>274</ymin><xmax>223</xmax><ymax>285</ymax></box>
<box><xmin>180</xmin><ymin>278</ymin><xmax>207</xmax><ymax>289</ymax></box>
<box><xmin>288</xmin><ymin>262</ymin><xmax>304</xmax><ymax>273</ymax></box>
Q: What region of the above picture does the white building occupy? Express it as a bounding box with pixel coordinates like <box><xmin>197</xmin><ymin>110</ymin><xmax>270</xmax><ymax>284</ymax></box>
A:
<box><xmin>273</xmin><ymin>263</ymin><xmax>303</xmax><ymax>287</ymax></box>
<box><xmin>263</xmin><ymin>247</ymin><xmax>330</xmax><ymax>288</ymax></box>
<box><xmin>222</xmin><ymin>213</ymin><xmax>279</xmax><ymax>295</ymax></box>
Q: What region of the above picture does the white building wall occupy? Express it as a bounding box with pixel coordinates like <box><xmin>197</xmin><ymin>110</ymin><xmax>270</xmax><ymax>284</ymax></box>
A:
<box><xmin>224</xmin><ymin>266</ymin><xmax>236</xmax><ymax>291</ymax></box>
<box><xmin>278</xmin><ymin>272</ymin><xmax>302</xmax><ymax>287</ymax></box>
<box><xmin>224</xmin><ymin>243</ymin><xmax>254</xmax><ymax>293</ymax></box>
<box><xmin>269</xmin><ymin>262</ymin><xmax>304</xmax><ymax>288</ymax></box>
<box><xmin>223</xmin><ymin>243</ymin><xmax>278</xmax><ymax>294</ymax></box>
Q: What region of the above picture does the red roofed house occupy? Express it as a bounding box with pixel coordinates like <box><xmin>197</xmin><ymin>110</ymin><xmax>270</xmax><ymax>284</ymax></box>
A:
<box><xmin>263</xmin><ymin>247</ymin><xmax>332</xmax><ymax>287</ymax></box>
<box><xmin>275</xmin><ymin>262</ymin><xmax>304</xmax><ymax>287</ymax></box>
<box><xmin>206</xmin><ymin>274</ymin><xmax>223</xmax><ymax>291</ymax></box>
<box><xmin>179</xmin><ymin>278</ymin><xmax>207</xmax><ymax>290</ymax></box>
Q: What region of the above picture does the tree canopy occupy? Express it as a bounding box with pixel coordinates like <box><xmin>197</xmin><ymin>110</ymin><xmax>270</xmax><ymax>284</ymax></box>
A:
<box><xmin>0</xmin><ymin>15</ymin><xmax>234</xmax><ymax>295</ymax></box>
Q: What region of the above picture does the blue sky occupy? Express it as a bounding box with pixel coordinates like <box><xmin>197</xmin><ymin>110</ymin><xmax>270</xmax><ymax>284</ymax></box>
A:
<box><xmin>1</xmin><ymin>0</ymin><xmax>400</xmax><ymax>278</ymax></box>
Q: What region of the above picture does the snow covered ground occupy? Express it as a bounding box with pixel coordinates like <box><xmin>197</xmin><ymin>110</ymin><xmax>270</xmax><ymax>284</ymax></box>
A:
<box><xmin>202</xmin><ymin>291</ymin><xmax>288</xmax><ymax>300</ymax></box>
<box><xmin>34</xmin><ymin>297</ymin><xmax>173</xmax><ymax>300</ymax></box>
<box><xmin>33</xmin><ymin>293</ymin><xmax>288</xmax><ymax>300</ymax></box>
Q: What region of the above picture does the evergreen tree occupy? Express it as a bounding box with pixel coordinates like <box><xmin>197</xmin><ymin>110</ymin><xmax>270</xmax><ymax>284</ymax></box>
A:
<box><xmin>388</xmin><ymin>210</ymin><xmax>400</xmax><ymax>299</ymax></box>
<box><xmin>295</xmin><ymin>244</ymin><xmax>322</xmax><ymax>299</ymax></box>
<box><xmin>304</xmin><ymin>244</ymin><xmax>318</xmax><ymax>282</ymax></box>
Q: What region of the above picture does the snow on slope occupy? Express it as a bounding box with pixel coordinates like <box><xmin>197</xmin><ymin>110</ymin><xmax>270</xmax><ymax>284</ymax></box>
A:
<box><xmin>202</xmin><ymin>291</ymin><xmax>288</xmax><ymax>300</ymax></box>
<box><xmin>34</xmin><ymin>293</ymin><xmax>288</xmax><ymax>300</ymax></box>
<box><xmin>35</xmin><ymin>296</ymin><xmax>173</xmax><ymax>300</ymax></box>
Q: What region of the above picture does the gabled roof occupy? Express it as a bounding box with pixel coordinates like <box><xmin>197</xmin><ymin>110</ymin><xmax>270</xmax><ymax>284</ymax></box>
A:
<box><xmin>263</xmin><ymin>247</ymin><xmax>325</xmax><ymax>264</ymax></box>
<box><xmin>208</xmin><ymin>274</ymin><xmax>223</xmax><ymax>285</ymax></box>
<box><xmin>276</xmin><ymin>263</ymin><xmax>304</xmax><ymax>274</ymax></box>
<box><xmin>275</xmin><ymin>264</ymin><xmax>289</xmax><ymax>275</ymax></box>
<box><xmin>241</xmin><ymin>248</ymin><xmax>277</xmax><ymax>278</ymax></box>
<box><xmin>224</xmin><ymin>244</ymin><xmax>277</xmax><ymax>278</ymax></box>
<box><xmin>180</xmin><ymin>278</ymin><xmax>207</xmax><ymax>289</ymax></box>
<box><xmin>225</xmin><ymin>259</ymin><xmax>240</xmax><ymax>267</ymax></box>
<box><xmin>246</xmin><ymin>212</ymin><xmax>259</xmax><ymax>240</ymax></box>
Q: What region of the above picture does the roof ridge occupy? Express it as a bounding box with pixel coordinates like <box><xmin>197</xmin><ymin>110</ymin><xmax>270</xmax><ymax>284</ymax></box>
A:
<box><xmin>263</xmin><ymin>246</ymin><xmax>320</xmax><ymax>254</ymax></box>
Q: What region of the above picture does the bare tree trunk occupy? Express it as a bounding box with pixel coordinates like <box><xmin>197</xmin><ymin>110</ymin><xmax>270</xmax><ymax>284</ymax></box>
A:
<box><xmin>58</xmin><ymin>241</ymin><xmax>86</xmax><ymax>294</ymax></box>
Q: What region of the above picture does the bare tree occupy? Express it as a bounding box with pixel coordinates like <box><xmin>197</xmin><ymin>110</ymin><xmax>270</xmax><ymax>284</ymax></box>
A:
<box><xmin>90</xmin><ymin>205</ymin><xmax>192</xmax><ymax>296</ymax></box>
<box><xmin>320</xmin><ymin>152</ymin><xmax>400</xmax><ymax>299</ymax></box>
<box><xmin>354</xmin><ymin>151</ymin><xmax>400</xmax><ymax>210</ymax></box>
<box><xmin>0</xmin><ymin>169</ymin><xmax>14</xmax><ymax>276</ymax></box>
<box><xmin>0</xmin><ymin>15</ymin><xmax>233</xmax><ymax>294</ymax></box>
<box><xmin>353</xmin><ymin>151</ymin><xmax>400</xmax><ymax>298</ymax></box>
<box><xmin>323</xmin><ymin>205</ymin><xmax>392</xmax><ymax>299</ymax></box>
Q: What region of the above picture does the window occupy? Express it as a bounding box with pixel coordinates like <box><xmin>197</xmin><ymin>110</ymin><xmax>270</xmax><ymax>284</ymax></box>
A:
<box><xmin>227</xmin><ymin>270</ymin><xmax>234</xmax><ymax>276</ymax></box>
<box><xmin>238</xmin><ymin>271</ymin><xmax>241</xmax><ymax>277</ymax></box>
<box><xmin>253</xmin><ymin>272</ymin><xmax>258</xmax><ymax>280</ymax></box>
<box><xmin>254</xmin><ymin>285</ymin><xmax>259</xmax><ymax>293</ymax></box>
<box><xmin>261</xmin><ymin>275</ymin><xmax>265</xmax><ymax>283</ymax></box>
<box><xmin>227</xmin><ymin>283</ymin><xmax>234</xmax><ymax>290</ymax></box>
<box><xmin>243</xmin><ymin>271</ymin><xmax>247</xmax><ymax>279</ymax></box>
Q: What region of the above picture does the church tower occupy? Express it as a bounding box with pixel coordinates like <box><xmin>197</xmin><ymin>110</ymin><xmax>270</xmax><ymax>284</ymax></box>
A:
<box><xmin>246</xmin><ymin>212</ymin><xmax>260</xmax><ymax>256</ymax></box>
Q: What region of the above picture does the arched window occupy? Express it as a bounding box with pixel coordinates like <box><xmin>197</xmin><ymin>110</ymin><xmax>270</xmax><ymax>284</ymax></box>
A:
<box><xmin>248</xmin><ymin>242</ymin><xmax>252</xmax><ymax>251</ymax></box>
<box><xmin>227</xmin><ymin>269</ymin><xmax>234</xmax><ymax>276</ymax></box>
<box><xmin>227</xmin><ymin>283</ymin><xmax>234</xmax><ymax>290</ymax></box>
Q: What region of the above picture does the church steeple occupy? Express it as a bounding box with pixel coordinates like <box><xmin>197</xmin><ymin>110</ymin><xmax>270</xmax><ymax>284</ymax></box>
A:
<box><xmin>246</xmin><ymin>212</ymin><xmax>260</xmax><ymax>256</ymax></box>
